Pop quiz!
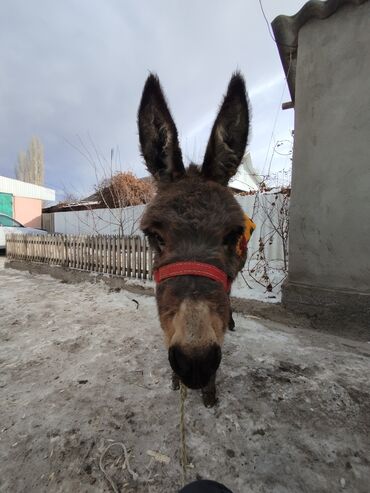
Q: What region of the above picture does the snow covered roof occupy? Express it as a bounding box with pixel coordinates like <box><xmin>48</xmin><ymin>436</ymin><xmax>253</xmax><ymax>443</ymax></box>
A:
<box><xmin>0</xmin><ymin>175</ymin><xmax>55</xmax><ymax>201</ymax></box>
<box><xmin>229</xmin><ymin>153</ymin><xmax>262</xmax><ymax>192</ymax></box>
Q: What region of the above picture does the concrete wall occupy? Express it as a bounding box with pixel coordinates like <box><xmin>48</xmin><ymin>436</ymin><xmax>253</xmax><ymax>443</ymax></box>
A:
<box><xmin>13</xmin><ymin>197</ymin><xmax>42</xmax><ymax>228</ymax></box>
<box><xmin>283</xmin><ymin>2</ymin><xmax>370</xmax><ymax>322</ymax></box>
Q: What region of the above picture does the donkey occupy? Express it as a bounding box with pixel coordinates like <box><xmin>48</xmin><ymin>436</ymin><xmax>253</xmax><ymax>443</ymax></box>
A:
<box><xmin>138</xmin><ymin>72</ymin><xmax>250</xmax><ymax>407</ymax></box>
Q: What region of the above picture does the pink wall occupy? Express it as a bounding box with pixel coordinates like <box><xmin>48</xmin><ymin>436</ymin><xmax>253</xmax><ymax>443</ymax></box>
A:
<box><xmin>13</xmin><ymin>197</ymin><xmax>42</xmax><ymax>228</ymax></box>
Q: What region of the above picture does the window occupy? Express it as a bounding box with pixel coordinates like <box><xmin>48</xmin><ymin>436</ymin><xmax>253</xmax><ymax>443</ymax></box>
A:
<box><xmin>0</xmin><ymin>215</ymin><xmax>24</xmax><ymax>227</ymax></box>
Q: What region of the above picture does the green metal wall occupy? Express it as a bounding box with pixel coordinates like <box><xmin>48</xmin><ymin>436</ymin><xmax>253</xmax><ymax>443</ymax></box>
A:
<box><xmin>0</xmin><ymin>192</ymin><xmax>13</xmax><ymax>217</ymax></box>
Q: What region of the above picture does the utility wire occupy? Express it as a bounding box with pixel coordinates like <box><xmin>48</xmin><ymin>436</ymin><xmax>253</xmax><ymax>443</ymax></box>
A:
<box><xmin>258</xmin><ymin>0</ymin><xmax>296</xmax><ymax>49</ymax></box>
<box><xmin>261</xmin><ymin>52</ymin><xmax>293</xmax><ymax>178</ymax></box>
<box><xmin>258</xmin><ymin>0</ymin><xmax>294</xmax><ymax>179</ymax></box>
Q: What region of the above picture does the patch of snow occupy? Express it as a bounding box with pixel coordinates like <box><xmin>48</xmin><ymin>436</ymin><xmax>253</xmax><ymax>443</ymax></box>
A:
<box><xmin>1</xmin><ymin>258</ymin><xmax>369</xmax><ymax>492</ymax></box>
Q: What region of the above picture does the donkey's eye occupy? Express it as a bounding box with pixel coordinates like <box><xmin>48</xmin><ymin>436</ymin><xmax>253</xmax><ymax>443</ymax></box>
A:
<box><xmin>153</xmin><ymin>233</ymin><xmax>165</xmax><ymax>246</ymax></box>
<box><xmin>146</xmin><ymin>231</ymin><xmax>165</xmax><ymax>252</ymax></box>
<box><xmin>223</xmin><ymin>227</ymin><xmax>244</xmax><ymax>246</ymax></box>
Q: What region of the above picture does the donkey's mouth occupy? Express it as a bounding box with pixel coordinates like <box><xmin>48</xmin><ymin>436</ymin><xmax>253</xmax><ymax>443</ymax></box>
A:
<box><xmin>179</xmin><ymin>375</ymin><xmax>213</xmax><ymax>390</ymax></box>
<box><xmin>169</xmin><ymin>345</ymin><xmax>221</xmax><ymax>390</ymax></box>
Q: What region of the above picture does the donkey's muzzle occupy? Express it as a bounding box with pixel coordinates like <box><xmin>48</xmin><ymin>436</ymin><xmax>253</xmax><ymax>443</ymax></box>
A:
<box><xmin>168</xmin><ymin>344</ymin><xmax>221</xmax><ymax>389</ymax></box>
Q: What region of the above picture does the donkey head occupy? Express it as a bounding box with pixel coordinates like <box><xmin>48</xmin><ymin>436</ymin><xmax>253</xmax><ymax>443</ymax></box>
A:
<box><xmin>139</xmin><ymin>73</ymin><xmax>249</xmax><ymax>390</ymax></box>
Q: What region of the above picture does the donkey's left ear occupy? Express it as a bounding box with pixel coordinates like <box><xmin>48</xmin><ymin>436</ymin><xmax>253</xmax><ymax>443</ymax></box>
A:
<box><xmin>138</xmin><ymin>74</ymin><xmax>185</xmax><ymax>182</ymax></box>
<box><xmin>202</xmin><ymin>73</ymin><xmax>250</xmax><ymax>186</ymax></box>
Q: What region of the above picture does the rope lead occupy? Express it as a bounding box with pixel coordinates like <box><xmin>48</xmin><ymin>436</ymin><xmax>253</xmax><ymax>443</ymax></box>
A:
<box><xmin>179</xmin><ymin>381</ymin><xmax>188</xmax><ymax>487</ymax></box>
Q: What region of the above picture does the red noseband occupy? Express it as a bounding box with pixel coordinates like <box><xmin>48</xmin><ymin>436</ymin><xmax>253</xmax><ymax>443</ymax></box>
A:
<box><xmin>153</xmin><ymin>261</ymin><xmax>232</xmax><ymax>293</ymax></box>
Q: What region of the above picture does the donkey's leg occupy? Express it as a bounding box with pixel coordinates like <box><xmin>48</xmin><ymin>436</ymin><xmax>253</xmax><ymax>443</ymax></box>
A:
<box><xmin>171</xmin><ymin>371</ymin><xmax>180</xmax><ymax>390</ymax></box>
<box><xmin>228</xmin><ymin>310</ymin><xmax>235</xmax><ymax>331</ymax></box>
<box><xmin>201</xmin><ymin>373</ymin><xmax>217</xmax><ymax>408</ymax></box>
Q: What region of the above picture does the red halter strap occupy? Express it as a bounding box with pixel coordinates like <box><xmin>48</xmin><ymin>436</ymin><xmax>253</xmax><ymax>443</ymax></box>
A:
<box><xmin>154</xmin><ymin>261</ymin><xmax>232</xmax><ymax>293</ymax></box>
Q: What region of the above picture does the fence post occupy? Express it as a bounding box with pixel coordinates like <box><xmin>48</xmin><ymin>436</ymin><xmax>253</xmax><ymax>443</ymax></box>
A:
<box><xmin>112</xmin><ymin>236</ymin><xmax>115</xmax><ymax>275</ymax></box>
<box><xmin>6</xmin><ymin>234</ymin><xmax>10</xmax><ymax>258</ymax></box>
<box><xmin>126</xmin><ymin>237</ymin><xmax>131</xmax><ymax>277</ymax></box>
<box><xmin>7</xmin><ymin>234</ymin><xmax>11</xmax><ymax>259</ymax></box>
<box><xmin>77</xmin><ymin>235</ymin><xmax>80</xmax><ymax>269</ymax></box>
<box><xmin>148</xmin><ymin>240</ymin><xmax>153</xmax><ymax>280</ymax></box>
<box><xmin>80</xmin><ymin>235</ymin><xmax>83</xmax><ymax>270</ymax></box>
<box><xmin>117</xmin><ymin>235</ymin><xmax>120</xmax><ymax>276</ymax></box>
<box><xmin>124</xmin><ymin>236</ymin><xmax>128</xmax><ymax>277</ymax></box>
<box><xmin>136</xmin><ymin>236</ymin><xmax>142</xmax><ymax>279</ymax></box>
<box><xmin>107</xmin><ymin>236</ymin><xmax>111</xmax><ymax>274</ymax></box>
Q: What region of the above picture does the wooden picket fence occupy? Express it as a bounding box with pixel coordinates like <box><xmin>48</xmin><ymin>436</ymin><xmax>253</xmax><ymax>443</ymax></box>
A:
<box><xmin>6</xmin><ymin>234</ymin><xmax>154</xmax><ymax>280</ymax></box>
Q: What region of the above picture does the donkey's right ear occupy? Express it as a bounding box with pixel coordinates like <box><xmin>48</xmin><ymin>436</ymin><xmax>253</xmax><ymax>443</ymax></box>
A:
<box><xmin>138</xmin><ymin>74</ymin><xmax>185</xmax><ymax>182</ymax></box>
<box><xmin>202</xmin><ymin>73</ymin><xmax>249</xmax><ymax>186</ymax></box>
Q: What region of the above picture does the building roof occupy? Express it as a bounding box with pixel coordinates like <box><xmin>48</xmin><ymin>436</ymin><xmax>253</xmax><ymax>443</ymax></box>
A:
<box><xmin>43</xmin><ymin>176</ymin><xmax>154</xmax><ymax>213</ymax></box>
<box><xmin>0</xmin><ymin>175</ymin><xmax>55</xmax><ymax>201</ymax></box>
<box><xmin>42</xmin><ymin>195</ymin><xmax>101</xmax><ymax>213</ymax></box>
<box><xmin>271</xmin><ymin>0</ymin><xmax>368</xmax><ymax>103</ymax></box>
<box><xmin>229</xmin><ymin>152</ymin><xmax>262</xmax><ymax>192</ymax></box>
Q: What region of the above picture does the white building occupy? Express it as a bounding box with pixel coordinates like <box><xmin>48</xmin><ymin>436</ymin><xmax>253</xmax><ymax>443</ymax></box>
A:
<box><xmin>0</xmin><ymin>175</ymin><xmax>55</xmax><ymax>228</ymax></box>
<box><xmin>229</xmin><ymin>152</ymin><xmax>262</xmax><ymax>192</ymax></box>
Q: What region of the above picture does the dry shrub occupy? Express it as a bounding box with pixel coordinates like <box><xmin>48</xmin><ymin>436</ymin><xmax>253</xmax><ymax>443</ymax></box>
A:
<box><xmin>96</xmin><ymin>172</ymin><xmax>155</xmax><ymax>208</ymax></box>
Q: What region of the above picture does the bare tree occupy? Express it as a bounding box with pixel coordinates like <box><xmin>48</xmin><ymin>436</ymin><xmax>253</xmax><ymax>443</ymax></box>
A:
<box><xmin>245</xmin><ymin>188</ymin><xmax>290</xmax><ymax>293</ymax></box>
<box><xmin>88</xmin><ymin>171</ymin><xmax>154</xmax><ymax>236</ymax></box>
<box><xmin>15</xmin><ymin>137</ymin><xmax>44</xmax><ymax>185</ymax></box>
<box><xmin>59</xmin><ymin>140</ymin><xmax>155</xmax><ymax>236</ymax></box>
<box><xmin>95</xmin><ymin>171</ymin><xmax>154</xmax><ymax>208</ymax></box>
<box><xmin>15</xmin><ymin>151</ymin><xmax>27</xmax><ymax>181</ymax></box>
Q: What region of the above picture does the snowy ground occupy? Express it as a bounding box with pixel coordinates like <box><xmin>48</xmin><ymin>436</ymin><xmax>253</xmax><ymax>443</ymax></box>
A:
<box><xmin>230</xmin><ymin>266</ymin><xmax>284</xmax><ymax>303</ymax></box>
<box><xmin>0</xmin><ymin>257</ymin><xmax>369</xmax><ymax>493</ymax></box>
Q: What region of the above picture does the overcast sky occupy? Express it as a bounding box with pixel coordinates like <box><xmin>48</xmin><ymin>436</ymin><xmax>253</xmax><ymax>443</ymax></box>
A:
<box><xmin>0</xmin><ymin>0</ymin><xmax>307</xmax><ymax>200</ymax></box>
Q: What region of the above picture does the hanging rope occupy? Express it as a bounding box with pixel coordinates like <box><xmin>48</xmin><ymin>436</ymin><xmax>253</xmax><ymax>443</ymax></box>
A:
<box><xmin>179</xmin><ymin>381</ymin><xmax>188</xmax><ymax>488</ymax></box>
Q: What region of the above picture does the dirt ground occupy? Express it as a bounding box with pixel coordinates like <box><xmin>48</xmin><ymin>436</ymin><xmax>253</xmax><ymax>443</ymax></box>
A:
<box><xmin>0</xmin><ymin>258</ymin><xmax>369</xmax><ymax>493</ymax></box>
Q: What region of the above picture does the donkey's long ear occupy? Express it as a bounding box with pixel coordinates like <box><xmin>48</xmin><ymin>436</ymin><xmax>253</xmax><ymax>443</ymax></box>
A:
<box><xmin>202</xmin><ymin>73</ymin><xmax>249</xmax><ymax>185</ymax></box>
<box><xmin>138</xmin><ymin>74</ymin><xmax>185</xmax><ymax>182</ymax></box>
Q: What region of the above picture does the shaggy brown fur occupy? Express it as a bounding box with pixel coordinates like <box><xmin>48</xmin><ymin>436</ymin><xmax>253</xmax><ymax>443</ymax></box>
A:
<box><xmin>138</xmin><ymin>73</ymin><xmax>250</xmax><ymax>406</ymax></box>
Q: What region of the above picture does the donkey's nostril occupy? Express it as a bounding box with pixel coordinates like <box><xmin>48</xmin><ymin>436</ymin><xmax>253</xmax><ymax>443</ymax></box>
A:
<box><xmin>169</xmin><ymin>346</ymin><xmax>191</xmax><ymax>378</ymax></box>
<box><xmin>168</xmin><ymin>344</ymin><xmax>222</xmax><ymax>389</ymax></box>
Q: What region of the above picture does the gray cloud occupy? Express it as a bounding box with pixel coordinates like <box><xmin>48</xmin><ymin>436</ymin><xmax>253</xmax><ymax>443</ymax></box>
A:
<box><xmin>0</xmin><ymin>0</ymin><xmax>306</xmax><ymax>199</ymax></box>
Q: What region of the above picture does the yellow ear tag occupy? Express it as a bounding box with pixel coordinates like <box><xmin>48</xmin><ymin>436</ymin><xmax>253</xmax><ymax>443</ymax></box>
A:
<box><xmin>236</xmin><ymin>214</ymin><xmax>256</xmax><ymax>257</ymax></box>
